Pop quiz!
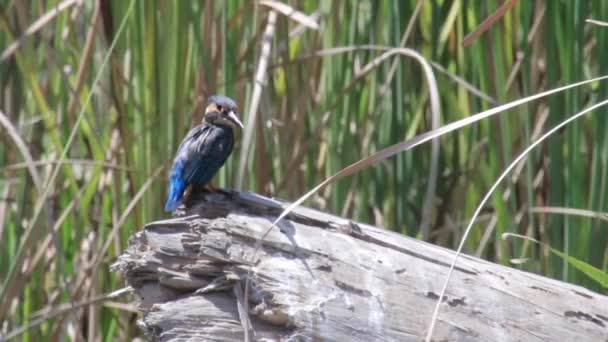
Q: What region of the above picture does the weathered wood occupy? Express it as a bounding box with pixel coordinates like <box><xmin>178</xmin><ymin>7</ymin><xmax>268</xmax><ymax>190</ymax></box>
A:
<box><xmin>112</xmin><ymin>191</ymin><xmax>608</xmax><ymax>341</ymax></box>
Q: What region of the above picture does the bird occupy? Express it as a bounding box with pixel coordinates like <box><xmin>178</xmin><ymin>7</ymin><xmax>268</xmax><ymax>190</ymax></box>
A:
<box><xmin>164</xmin><ymin>95</ymin><xmax>244</xmax><ymax>212</ymax></box>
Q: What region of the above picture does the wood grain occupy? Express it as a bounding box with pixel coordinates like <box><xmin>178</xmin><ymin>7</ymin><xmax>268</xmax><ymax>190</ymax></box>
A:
<box><xmin>112</xmin><ymin>191</ymin><xmax>608</xmax><ymax>341</ymax></box>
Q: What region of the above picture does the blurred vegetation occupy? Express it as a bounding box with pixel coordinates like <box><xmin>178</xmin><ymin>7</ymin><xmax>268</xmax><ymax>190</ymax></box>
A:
<box><xmin>1</xmin><ymin>0</ymin><xmax>607</xmax><ymax>340</ymax></box>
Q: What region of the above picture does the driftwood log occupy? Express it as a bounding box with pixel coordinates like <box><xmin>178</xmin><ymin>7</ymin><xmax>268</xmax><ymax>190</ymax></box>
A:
<box><xmin>112</xmin><ymin>191</ymin><xmax>608</xmax><ymax>341</ymax></box>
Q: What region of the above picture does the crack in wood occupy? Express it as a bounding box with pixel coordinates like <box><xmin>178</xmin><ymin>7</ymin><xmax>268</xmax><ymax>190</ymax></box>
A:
<box><xmin>111</xmin><ymin>191</ymin><xmax>608</xmax><ymax>341</ymax></box>
<box><xmin>564</xmin><ymin>310</ymin><xmax>606</xmax><ymax>327</ymax></box>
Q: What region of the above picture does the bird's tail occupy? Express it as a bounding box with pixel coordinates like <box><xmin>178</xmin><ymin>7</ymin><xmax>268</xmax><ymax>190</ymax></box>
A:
<box><xmin>165</xmin><ymin>172</ymin><xmax>187</xmax><ymax>212</ymax></box>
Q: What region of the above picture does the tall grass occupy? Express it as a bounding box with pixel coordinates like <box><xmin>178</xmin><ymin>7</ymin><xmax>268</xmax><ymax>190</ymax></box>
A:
<box><xmin>1</xmin><ymin>0</ymin><xmax>606</xmax><ymax>340</ymax></box>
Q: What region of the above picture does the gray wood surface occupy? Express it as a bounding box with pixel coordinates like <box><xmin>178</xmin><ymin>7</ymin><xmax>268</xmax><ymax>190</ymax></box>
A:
<box><xmin>112</xmin><ymin>191</ymin><xmax>608</xmax><ymax>341</ymax></box>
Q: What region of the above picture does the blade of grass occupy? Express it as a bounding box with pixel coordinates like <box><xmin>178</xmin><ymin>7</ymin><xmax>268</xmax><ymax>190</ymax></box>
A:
<box><xmin>529</xmin><ymin>206</ymin><xmax>608</xmax><ymax>222</ymax></box>
<box><xmin>425</xmin><ymin>99</ymin><xmax>608</xmax><ymax>341</ymax></box>
<box><xmin>0</xmin><ymin>0</ymin><xmax>135</xmax><ymax>320</ymax></box>
<box><xmin>57</xmin><ymin>165</ymin><xmax>164</xmax><ymax>316</ymax></box>
<box><xmin>270</xmin><ymin>75</ymin><xmax>608</xmax><ymax>238</ymax></box>
<box><xmin>267</xmin><ymin>45</ymin><xmax>497</xmax><ymax>104</ymax></box>
<box><xmin>0</xmin><ymin>110</ymin><xmax>43</xmax><ymax>190</ymax></box>
<box><xmin>259</xmin><ymin>0</ymin><xmax>319</xmax><ymax>30</ymax></box>
<box><xmin>0</xmin><ymin>159</ymin><xmax>133</xmax><ymax>173</ymax></box>
<box><xmin>236</xmin><ymin>10</ymin><xmax>277</xmax><ymax>190</ymax></box>
<box><xmin>346</xmin><ymin>47</ymin><xmax>441</xmax><ymax>240</ymax></box>
<box><xmin>462</xmin><ymin>0</ymin><xmax>519</xmax><ymax>47</ymax></box>
<box><xmin>429</xmin><ymin>60</ymin><xmax>497</xmax><ymax>104</ymax></box>
<box><xmin>92</xmin><ymin>165</ymin><xmax>164</xmax><ymax>268</ymax></box>
<box><xmin>245</xmin><ymin>73</ymin><xmax>608</xmax><ymax>327</ymax></box>
<box><xmin>3</xmin><ymin>287</ymin><xmax>132</xmax><ymax>341</ymax></box>
<box><xmin>0</xmin><ymin>0</ymin><xmax>80</xmax><ymax>62</ymax></box>
<box><xmin>67</xmin><ymin>1</ymin><xmax>101</xmax><ymax>122</ymax></box>
<box><xmin>586</xmin><ymin>18</ymin><xmax>608</xmax><ymax>27</ymax></box>
<box><xmin>503</xmin><ymin>233</ymin><xmax>608</xmax><ymax>287</ymax></box>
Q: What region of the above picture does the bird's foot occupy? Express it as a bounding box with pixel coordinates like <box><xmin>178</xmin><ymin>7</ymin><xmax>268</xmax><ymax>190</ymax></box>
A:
<box><xmin>203</xmin><ymin>183</ymin><xmax>217</xmax><ymax>193</ymax></box>
<box><xmin>182</xmin><ymin>185</ymin><xmax>195</xmax><ymax>208</ymax></box>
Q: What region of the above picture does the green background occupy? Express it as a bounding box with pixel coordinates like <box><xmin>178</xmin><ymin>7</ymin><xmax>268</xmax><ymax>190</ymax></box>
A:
<box><xmin>1</xmin><ymin>1</ymin><xmax>607</xmax><ymax>340</ymax></box>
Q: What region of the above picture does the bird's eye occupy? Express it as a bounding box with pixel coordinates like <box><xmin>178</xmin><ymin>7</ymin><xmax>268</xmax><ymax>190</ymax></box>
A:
<box><xmin>216</xmin><ymin>105</ymin><xmax>223</xmax><ymax>112</ymax></box>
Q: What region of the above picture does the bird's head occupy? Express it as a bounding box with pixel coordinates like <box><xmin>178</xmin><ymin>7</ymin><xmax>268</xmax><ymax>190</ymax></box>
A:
<box><xmin>203</xmin><ymin>95</ymin><xmax>244</xmax><ymax>129</ymax></box>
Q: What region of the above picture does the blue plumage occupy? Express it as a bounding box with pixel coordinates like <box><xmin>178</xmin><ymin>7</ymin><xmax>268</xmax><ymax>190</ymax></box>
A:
<box><xmin>165</xmin><ymin>95</ymin><xmax>243</xmax><ymax>212</ymax></box>
<box><xmin>165</xmin><ymin>160</ymin><xmax>187</xmax><ymax>212</ymax></box>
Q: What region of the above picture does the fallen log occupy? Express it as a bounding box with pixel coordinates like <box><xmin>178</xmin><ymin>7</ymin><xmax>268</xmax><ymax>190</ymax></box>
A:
<box><xmin>112</xmin><ymin>191</ymin><xmax>608</xmax><ymax>341</ymax></box>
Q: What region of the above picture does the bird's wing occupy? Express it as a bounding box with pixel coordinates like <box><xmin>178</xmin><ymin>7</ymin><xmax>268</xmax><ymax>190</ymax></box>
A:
<box><xmin>170</xmin><ymin>124</ymin><xmax>210</xmax><ymax>181</ymax></box>
<box><xmin>176</xmin><ymin>124</ymin><xmax>233</xmax><ymax>185</ymax></box>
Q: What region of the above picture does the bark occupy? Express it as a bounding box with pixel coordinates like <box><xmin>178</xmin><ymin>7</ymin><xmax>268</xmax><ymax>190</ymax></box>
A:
<box><xmin>112</xmin><ymin>191</ymin><xmax>608</xmax><ymax>341</ymax></box>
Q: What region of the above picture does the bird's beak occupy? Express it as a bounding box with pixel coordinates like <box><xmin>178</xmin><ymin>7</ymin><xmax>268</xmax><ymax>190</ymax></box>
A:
<box><xmin>227</xmin><ymin>110</ymin><xmax>244</xmax><ymax>128</ymax></box>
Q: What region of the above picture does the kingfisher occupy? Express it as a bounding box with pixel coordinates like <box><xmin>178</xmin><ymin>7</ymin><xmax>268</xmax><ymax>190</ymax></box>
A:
<box><xmin>164</xmin><ymin>95</ymin><xmax>244</xmax><ymax>212</ymax></box>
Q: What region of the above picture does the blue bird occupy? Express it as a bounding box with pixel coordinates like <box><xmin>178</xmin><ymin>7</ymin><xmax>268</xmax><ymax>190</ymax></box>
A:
<box><xmin>165</xmin><ymin>95</ymin><xmax>244</xmax><ymax>212</ymax></box>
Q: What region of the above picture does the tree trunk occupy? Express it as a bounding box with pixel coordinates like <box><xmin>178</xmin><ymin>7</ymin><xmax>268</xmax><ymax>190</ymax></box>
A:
<box><xmin>112</xmin><ymin>191</ymin><xmax>608</xmax><ymax>341</ymax></box>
